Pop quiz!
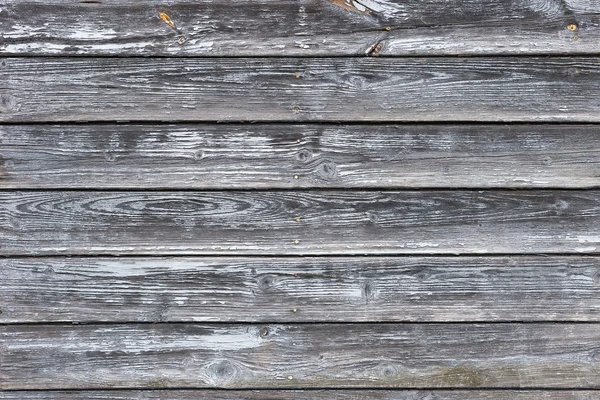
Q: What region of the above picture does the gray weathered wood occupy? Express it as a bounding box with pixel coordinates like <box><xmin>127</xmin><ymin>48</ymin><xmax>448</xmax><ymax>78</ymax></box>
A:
<box><xmin>3</xmin><ymin>323</ymin><xmax>600</xmax><ymax>389</ymax></box>
<box><xmin>2</xmin><ymin>124</ymin><xmax>599</xmax><ymax>189</ymax></box>
<box><xmin>1</xmin><ymin>390</ymin><xmax>599</xmax><ymax>399</ymax></box>
<box><xmin>1</xmin><ymin>191</ymin><xmax>598</xmax><ymax>256</ymax></box>
<box><xmin>3</xmin><ymin>58</ymin><xmax>600</xmax><ymax>122</ymax></box>
<box><xmin>1</xmin><ymin>0</ymin><xmax>599</xmax><ymax>56</ymax></box>
<box><xmin>2</xmin><ymin>256</ymin><xmax>600</xmax><ymax>323</ymax></box>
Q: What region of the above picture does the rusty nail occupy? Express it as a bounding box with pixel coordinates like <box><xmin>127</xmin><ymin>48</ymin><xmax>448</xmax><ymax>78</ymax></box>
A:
<box><xmin>568</xmin><ymin>24</ymin><xmax>578</xmax><ymax>31</ymax></box>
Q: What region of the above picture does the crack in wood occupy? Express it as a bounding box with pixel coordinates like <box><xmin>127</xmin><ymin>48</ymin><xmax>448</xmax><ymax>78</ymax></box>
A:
<box><xmin>366</xmin><ymin>40</ymin><xmax>384</xmax><ymax>56</ymax></box>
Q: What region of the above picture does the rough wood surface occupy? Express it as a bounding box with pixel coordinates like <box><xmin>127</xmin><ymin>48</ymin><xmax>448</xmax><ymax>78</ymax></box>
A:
<box><xmin>1</xmin><ymin>0</ymin><xmax>599</xmax><ymax>56</ymax></box>
<box><xmin>4</xmin><ymin>323</ymin><xmax>600</xmax><ymax>389</ymax></box>
<box><xmin>2</xmin><ymin>256</ymin><xmax>600</xmax><ymax>323</ymax></box>
<box><xmin>3</xmin><ymin>58</ymin><xmax>600</xmax><ymax>122</ymax></box>
<box><xmin>1</xmin><ymin>390</ymin><xmax>599</xmax><ymax>400</ymax></box>
<box><xmin>2</xmin><ymin>124</ymin><xmax>599</xmax><ymax>189</ymax></box>
<box><xmin>3</xmin><ymin>2</ymin><xmax>600</xmax><ymax>395</ymax></box>
<box><xmin>1</xmin><ymin>190</ymin><xmax>598</xmax><ymax>256</ymax></box>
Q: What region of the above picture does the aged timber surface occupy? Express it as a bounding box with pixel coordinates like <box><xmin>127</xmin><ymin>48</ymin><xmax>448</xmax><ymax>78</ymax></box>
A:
<box><xmin>1</xmin><ymin>124</ymin><xmax>599</xmax><ymax>189</ymax></box>
<box><xmin>1</xmin><ymin>391</ymin><xmax>600</xmax><ymax>400</ymax></box>
<box><xmin>1</xmin><ymin>190</ymin><xmax>599</xmax><ymax>256</ymax></box>
<box><xmin>4</xmin><ymin>323</ymin><xmax>600</xmax><ymax>389</ymax></box>
<box><xmin>3</xmin><ymin>58</ymin><xmax>600</xmax><ymax>122</ymax></box>
<box><xmin>3</xmin><ymin>0</ymin><xmax>600</xmax><ymax>397</ymax></box>
<box><xmin>2</xmin><ymin>256</ymin><xmax>600</xmax><ymax>323</ymax></box>
<box><xmin>1</xmin><ymin>0</ymin><xmax>598</xmax><ymax>56</ymax></box>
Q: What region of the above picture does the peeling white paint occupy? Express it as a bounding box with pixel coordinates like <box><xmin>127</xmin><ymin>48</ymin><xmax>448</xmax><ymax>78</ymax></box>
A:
<box><xmin>575</xmin><ymin>247</ymin><xmax>597</xmax><ymax>252</ymax></box>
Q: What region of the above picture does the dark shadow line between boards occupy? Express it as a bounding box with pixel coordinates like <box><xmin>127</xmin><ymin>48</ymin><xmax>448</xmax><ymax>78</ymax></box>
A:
<box><xmin>0</xmin><ymin>187</ymin><xmax>598</xmax><ymax>192</ymax></box>
<box><xmin>3</xmin><ymin>387</ymin><xmax>600</xmax><ymax>392</ymax></box>
<box><xmin>5</xmin><ymin>321</ymin><xmax>600</xmax><ymax>327</ymax></box>
<box><xmin>0</xmin><ymin>252</ymin><xmax>598</xmax><ymax>259</ymax></box>
<box><xmin>3</xmin><ymin>120</ymin><xmax>600</xmax><ymax>127</ymax></box>
<box><xmin>4</xmin><ymin>53</ymin><xmax>600</xmax><ymax>59</ymax></box>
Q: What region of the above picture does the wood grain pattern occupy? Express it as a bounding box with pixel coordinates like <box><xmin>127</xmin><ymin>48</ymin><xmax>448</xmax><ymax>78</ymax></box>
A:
<box><xmin>4</xmin><ymin>1</ymin><xmax>600</xmax><ymax>395</ymax></box>
<box><xmin>1</xmin><ymin>0</ymin><xmax>599</xmax><ymax>56</ymax></box>
<box><xmin>2</xmin><ymin>124</ymin><xmax>599</xmax><ymax>189</ymax></box>
<box><xmin>1</xmin><ymin>390</ymin><xmax>599</xmax><ymax>400</ymax></box>
<box><xmin>2</xmin><ymin>256</ymin><xmax>600</xmax><ymax>323</ymax></box>
<box><xmin>4</xmin><ymin>323</ymin><xmax>600</xmax><ymax>389</ymax></box>
<box><xmin>3</xmin><ymin>58</ymin><xmax>600</xmax><ymax>122</ymax></box>
<box><xmin>1</xmin><ymin>191</ymin><xmax>598</xmax><ymax>256</ymax></box>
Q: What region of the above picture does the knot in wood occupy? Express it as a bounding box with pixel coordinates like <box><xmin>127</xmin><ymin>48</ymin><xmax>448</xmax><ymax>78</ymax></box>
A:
<box><xmin>208</xmin><ymin>360</ymin><xmax>239</xmax><ymax>386</ymax></box>
<box><xmin>317</xmin><ymin>160</ymin><xmax>337</xmax><ymax>179</ymax></box>
<box><xmin>296</xmin><ymin>149</ymin><xmax>312</xmax><ymax>163</ymax></box>
<box><xmin>257</xmin><ymin>274</ymin><xmax>277</xmax><ymax>291</ymax></box>
<box><xmin>0</xmin><ymin>94</ymin><xmax>17</xmax><ymax>112</ymax></box>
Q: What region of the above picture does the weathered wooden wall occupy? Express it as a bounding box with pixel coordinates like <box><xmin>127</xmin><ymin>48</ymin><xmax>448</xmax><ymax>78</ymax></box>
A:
<box><xmin>1</xmin><ymin>0</ymin><xmax>599</xmax><ymax>398</ymax></box>
<box><xmin>3</xmin><ymin>58</ymin><xmax>600</xmax><ymax>123</ymax></box>
<box><xmin>1</xmin><ymin>0</ymin><xmax>599</xmax><ymax>56</ymax></box>
<box><xmin>2</xmin><ymin>124</ymin><xmax>598</xmax><ymax>189</ymax></box>
<box><xmin>2</xmin><ymin>391</ymin><xmax>600</xmax><ymax>400</ymax></box>
<box><xmin>4</xmin><ymin>323</ymin><xmax>600</xmax><ymax>389</ymax></box>
<box><xmin>3</xmin><ymin>256</ymin><xmax>600</xmax><ymax>323</ymax></box>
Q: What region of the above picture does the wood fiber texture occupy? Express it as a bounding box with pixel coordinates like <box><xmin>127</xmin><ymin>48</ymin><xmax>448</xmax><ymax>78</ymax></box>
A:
<box><xmin>2</xmin><ymin>256</ymin><xmax>600</xmax><ymax>323</ymax></box>
<box><xmin>2</xmin><ymin>58</ymin><xmax>600</xmax><ymax>122</ymax></box>
<box><xmin>1</xmin><ymin>390</ymin><xmax>600</xmax><ymax>400</ymax></box>
<box><xmin>4</xmin><ymin>323</ymin><xmax>600</xmax><ymax>389</ymax></box>
<box><xmin>1</xmin><ymin>124</ymin><xmax>599</xmax><ymax>189</ymax></box>
<box><xmin>1</xmin><ymin>190</ymin><xmax>598</xmax><ymax>256</ymax></box>
<box><xmin>0</xmin><ymin>0</ymin><xmax>598</xmax><ymax>56</ymax></box>
<box><xmin>3</xmin><ymin>0</ymin><xmax>600</xmax><ymax>396</ymax></box>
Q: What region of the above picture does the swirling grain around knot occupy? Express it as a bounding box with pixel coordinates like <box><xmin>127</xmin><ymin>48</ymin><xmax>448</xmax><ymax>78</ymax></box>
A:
<box><xmin>0</xmin><ymin>190</ymin><xmax>598</xmax><ymax>255</ymax></box>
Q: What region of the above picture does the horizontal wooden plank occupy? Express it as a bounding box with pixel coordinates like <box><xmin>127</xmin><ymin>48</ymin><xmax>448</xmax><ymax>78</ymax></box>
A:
<box><xmin>2</xmin><ymin>256</ymin><xmax>600</xmax><ymax>323</ymax></box>
<box><xmin>2</xmin><ymin>124</ymin><xmax>599</xmax><ymax>189</ymax></box>
<box><xmin>1</xmin><ymin>0</ymin><xmax>599</xmax><ymax>56</ymax></box>
<box><xmin>4</xmin><ymin>323</ymin><xmax>600</xmax><ymax>389</ymax></box>
<box><xmin>2</xmin><ymin>58</ymin><xmax>600</xmax><ymax>122</ymax></box>
<box><xmin>0</xmin><ymin>191</ymin><xmax>598</xmax><ymax>256</ymax></box>
<box><xmin>1</xmin><ymin>390</ymin><xmax>599</xmax><ymax>400</ymax></box>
